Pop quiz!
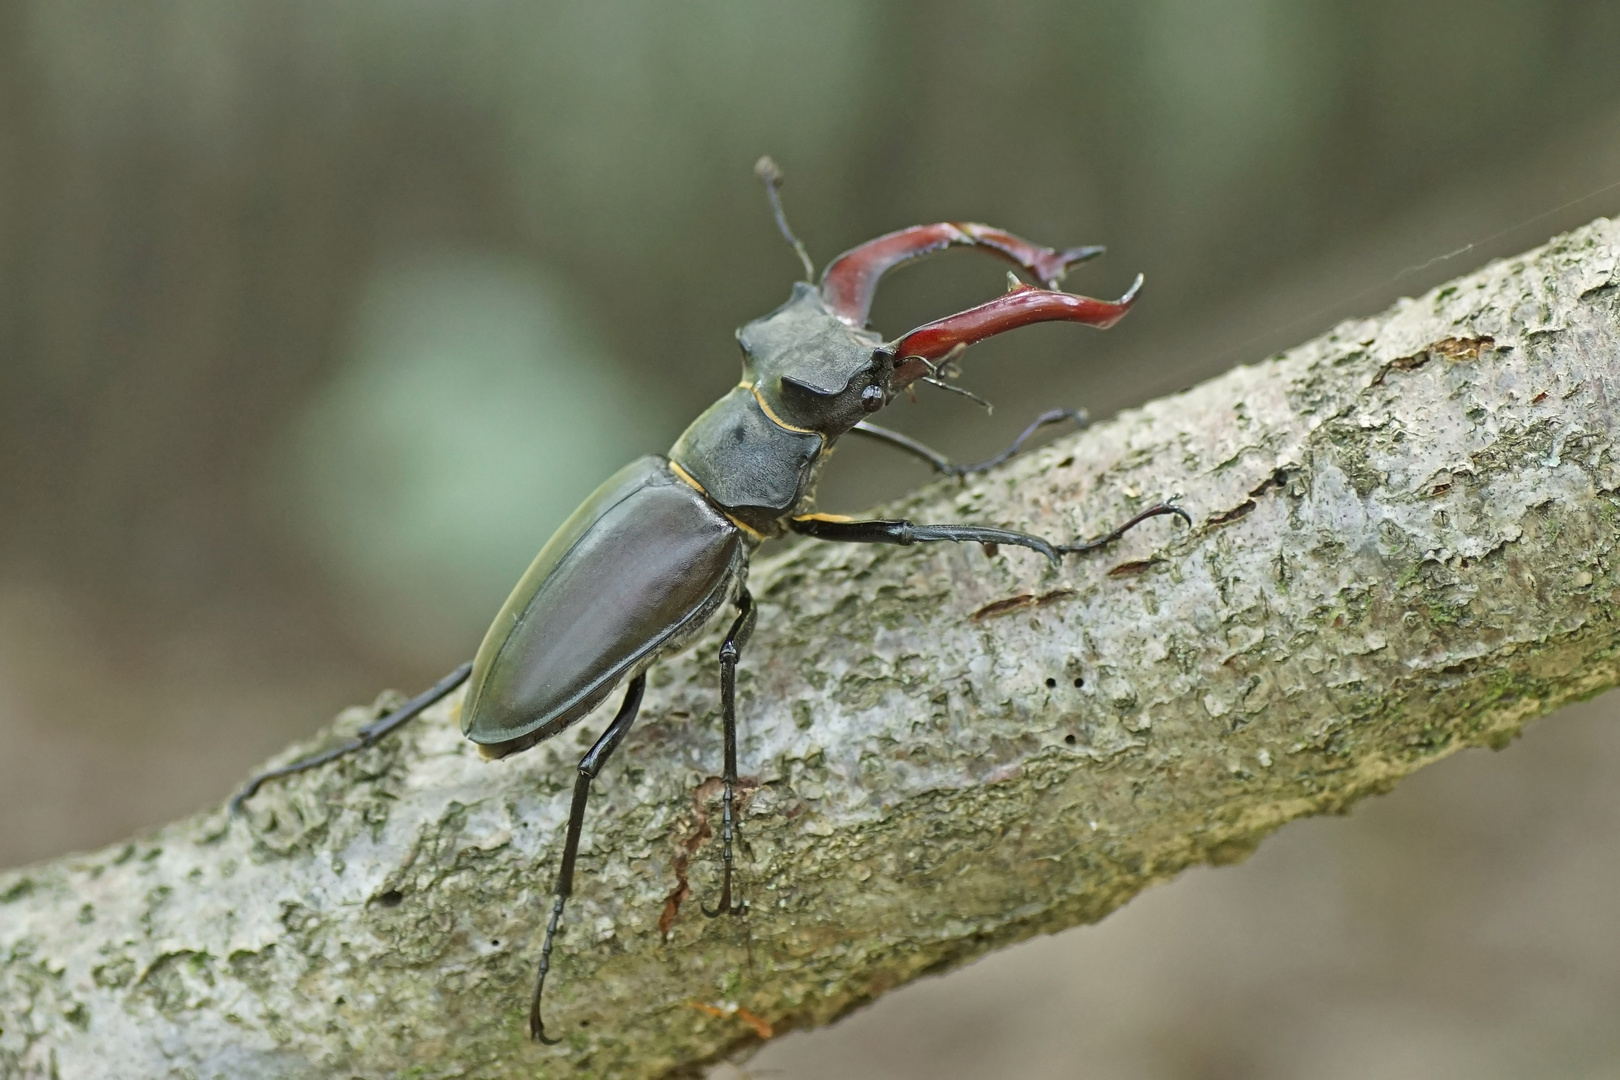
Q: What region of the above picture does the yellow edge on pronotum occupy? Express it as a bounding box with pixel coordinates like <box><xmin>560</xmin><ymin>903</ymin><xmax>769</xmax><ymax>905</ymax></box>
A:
<box><xmin>668</xmin><ymin>459</ymin><xmax>766</xmax><ymax>542</ymax></box>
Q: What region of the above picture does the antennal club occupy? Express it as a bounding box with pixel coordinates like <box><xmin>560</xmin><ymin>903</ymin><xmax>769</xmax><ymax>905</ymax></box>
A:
<box><xmin>755</xmin><ymin>156</ymin><xmax>815</xmax><ymax>283</ymax></box>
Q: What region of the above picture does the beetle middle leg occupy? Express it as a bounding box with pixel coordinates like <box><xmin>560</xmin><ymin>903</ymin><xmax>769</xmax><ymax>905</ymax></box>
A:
<box><xmin>703</xmin><ymin>589</ymin><xmax>756</xmax><ymax>919</ymax></box>
<box><xmin>851</xmin><ymin>408</ymin><xmax>1089</xmax><ymax>479</ymax></box>
<box><xmin>529</xmin><ymin>672</ymin><xmax>647</xmax><ymax>1044</ymax></box>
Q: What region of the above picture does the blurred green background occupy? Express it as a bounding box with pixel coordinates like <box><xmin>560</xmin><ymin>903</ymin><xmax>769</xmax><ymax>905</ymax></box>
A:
<box><xmin>3</xmin><ymin>2</ymin><xmax>1619</xmax><ymax>1077</ymax></box>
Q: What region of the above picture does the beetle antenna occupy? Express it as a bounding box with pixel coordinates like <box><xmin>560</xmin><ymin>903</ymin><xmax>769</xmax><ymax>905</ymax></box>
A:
<box><xmin>906</xmin><ymin>345</ymin><xmax>993</xmax><ymax>413</ymax></box>
<box><xmin>921</xmin><ymin>376</ymin><xmax>993</xmax><ymax>413</ymax></box>
<box><xmin>755</xmin><ymin>156</ymin><xmax>815</xmax><ymax>282</ymax></box>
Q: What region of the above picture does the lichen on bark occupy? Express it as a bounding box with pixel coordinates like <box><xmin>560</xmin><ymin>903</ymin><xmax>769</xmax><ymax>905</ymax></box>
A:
<box><xmin>3</xmin><ymin>218</ymin><xmax>1618</xmax><ymax>1080</ymax></box>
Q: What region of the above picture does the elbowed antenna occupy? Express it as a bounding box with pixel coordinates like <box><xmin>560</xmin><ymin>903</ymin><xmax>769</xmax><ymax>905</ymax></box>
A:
<box><xmin>755</xmin><ymin>156</ymin><xmax>815</xmax><ymax>283</ymax></box>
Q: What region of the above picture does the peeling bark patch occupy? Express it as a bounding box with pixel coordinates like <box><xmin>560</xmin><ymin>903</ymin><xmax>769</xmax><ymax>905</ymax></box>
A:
<box><xmin>688</xmin><ymin>1000</ymin><xmax>774</xmax><ymax>1040</ymax></box>
<box><xmin>1372</xmin><ymin>335</ymin><xmax>1494</xmax><ymax>384</ymax></box>
<box><xmin>1249</xmin><ymin>468</ymin><xmax>1292</xmax><ymax>498</ymax></box>
<box><xmin>970</xmin><ymin>588</ymin><xmax>1076</xmax><ymax>622</ymax></box>
<box><xmin>134</xmin><ymin>950</ymin><xmax>218</xmax><ymax>1016</ymax></box>
<box><xmin>1209</xmin><ymin>468</ymin><xmax>1294</xmax><ymax>528</ymax></box>
<box><xmin>1430</xmin><ymin>335</ymin><xmax>1494</xmax><ymax>361</ymax></box>
<box><xmin>1207</xmin><ymin>499</ymin><xmax>1257</xmax><ymax>527</ymax></box>
<box><xmin>658</xmin><ymin>875</ymin><xmax>690</xmax><ymax>940</ymax></box>
<box><xmin>661</xmin><ymin>777</ymin><xmax>722</xmax><ymax>938</ymax></box>
<box><xmin>1319</xmin><ymin>419</ymin><xmax>1388</xmax><ymax>497</ymax></box>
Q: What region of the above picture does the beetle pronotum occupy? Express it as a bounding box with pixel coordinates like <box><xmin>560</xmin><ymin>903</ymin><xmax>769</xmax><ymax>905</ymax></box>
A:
<box><xmin>234</xmin><ymin>158</ymin><xmax>1187</xmax><ymax>1042</ymax></box>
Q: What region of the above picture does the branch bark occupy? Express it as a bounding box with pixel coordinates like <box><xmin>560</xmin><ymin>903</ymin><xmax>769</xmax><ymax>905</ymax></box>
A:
<box><xmin>4</xmin><ymin>219</ymin><xmax>1619</xmax><ymax>1080</ymax></box>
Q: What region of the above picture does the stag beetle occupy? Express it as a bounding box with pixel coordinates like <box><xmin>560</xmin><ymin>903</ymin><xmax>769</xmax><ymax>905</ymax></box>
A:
<box><xmin>233</xmin><ymin>158</ymin><xmax>1187</xmax><ymax>1042</ymax></box>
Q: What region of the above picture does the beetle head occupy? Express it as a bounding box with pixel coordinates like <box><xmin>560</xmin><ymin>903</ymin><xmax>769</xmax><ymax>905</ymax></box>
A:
<box><xmin>738</xmin><ymin>282</ymin><xmax>893</xmax><ymax>436</ymax></box>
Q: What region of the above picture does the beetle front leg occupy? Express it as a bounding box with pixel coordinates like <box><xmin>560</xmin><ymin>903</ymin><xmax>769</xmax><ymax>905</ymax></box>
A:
<box><xmin>1057</xmin><ymin>503</ymin><xmax>1191</xmax><ymax>554</ymax></box>
<box><xmin>851</xmin><ymin>408</ymin><xmax>1089</xmax><ymax>478</ymax></box>
<box><xmin>704</xmin><ymin>589</ymin><xmax>756</xmax><ymax>919</ymax></box>
<box><xmin>529</xmin><ymin>673</ymin><xmax>647</xmax><ymax>1044</ymax></box>
<box><xmin>791</xmin><ymin>514</ymin><xmax>1063</xmax><ymax>566</ymax></box>
<box><xmin>791</xmin><ymin>505</ymin><xmax>1189</xmax><ymax>563</ymax></box>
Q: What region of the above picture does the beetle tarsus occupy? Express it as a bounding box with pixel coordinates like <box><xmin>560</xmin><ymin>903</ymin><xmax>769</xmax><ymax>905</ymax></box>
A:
<box><xmin>1057</xmin><ymin>502</ymin><xmax>1191</xmax><ymax>555</ymax></box>
<box><xmin>527</xmin><ymin>673</ymin><xmax>646</xmax><ymax>1043</ymax></box>
<box><xmin>702</xmin><ymin>591</ymin><xmax>756</xmax><ymax>919</ymax></box>
<box><xmin>228</xmin><ymin>661</ymin><xmax>472</xmax><ymax>813</ymax></box>
<box><xmin>529</xmin><ymin>894</ymin><xmax>567</xmax><ymax>1044</ymax></box>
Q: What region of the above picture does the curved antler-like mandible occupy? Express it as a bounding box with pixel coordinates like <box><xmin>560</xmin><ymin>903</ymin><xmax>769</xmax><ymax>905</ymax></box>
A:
<box><xmin>820</xmin><ymin>223</ymin><xmax>1105</xmax><ymax>325</ymax></box>
<box><xmin>889</xmin><ymin>275</ymin><xmax>1143</xmax><ymax>390</ymax></box>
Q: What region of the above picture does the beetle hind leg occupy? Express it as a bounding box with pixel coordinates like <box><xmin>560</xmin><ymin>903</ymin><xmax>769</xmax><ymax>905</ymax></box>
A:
<box><xmin>529</xmin><ymin>673</ymin><xmax>648</xmax><ymax>1044</ymax></box>
<box><xmin>228</xmin><ymin>661</ymin><xmax>473</xmax><ymax>813</ymax></box>
<box><xmin>703</xmin><ymin>589</ymin><xmax>756</xmax><ymax>919</ymax></box>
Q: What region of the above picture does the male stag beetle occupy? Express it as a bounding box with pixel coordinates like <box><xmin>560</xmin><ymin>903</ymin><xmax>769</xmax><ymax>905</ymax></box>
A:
<box><xmin>233</xmin><ymin>158</ymin><xmax>1187</xmax><ymax>1042</ymax></box>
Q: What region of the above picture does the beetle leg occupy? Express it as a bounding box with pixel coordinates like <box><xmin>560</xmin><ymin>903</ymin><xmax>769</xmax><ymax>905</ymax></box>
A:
<box><xmin>703</xmin><ymin>590</ymin><xmax>757</xmax><ymax>919</ymax></box>
<box><xmin>847</xmin><ymin>421</ymin><xmax>954</xmax><ymax>472</ymax></box>
<box><xmin>791</xmin><ymin>503</ymin><xmax>1189</xmax><ymax>565</ymax></box>
<box><xmin>791</xmin><ymin>515</ymin><xmax>1064</xmax><ymax>566</ymax></box>
<box><xmin>851</xmin><ymin>408</ymin><xmax>1089</xmax><ymax>479</ymax></box>
<box><xmin>1056</xmin><ymin>503</ymin><xmax>1192</xmax><ymax>554</ymax></box>
<box><xmin>820</xmin><ymin>223</ymin><xmax>1105</xmax><ymax>325</ymax></box>
<box><xmin>228</xmin><ymin>661</ymin><xmax>473</xmax><ymax>813</ymax></box>
<box><xmin>530</xmin><ymin>673</ymin><xmax>647</xmax><ymax>1044</ymax></box>
<box><xmin>891</xmin><ymin>276</ymin><xmax>1142</xmax><ymax>390</ymax></box>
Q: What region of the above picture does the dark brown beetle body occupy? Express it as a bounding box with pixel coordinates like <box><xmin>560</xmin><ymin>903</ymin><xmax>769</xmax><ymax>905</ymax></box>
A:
<box><xmin>233</xmin><ymin>159</ymin><xmax>1186</xmax><ymax>1043</ymax></box>
<box><xmin>461</xmin><ymin>456</ymin><xmax>749</xmax><ymax>759</ymax></box>
<box><xmin>461</xmin><ymin>282</ymin><xmax>891</xmax><ymax>761</ymax></box>
<box><xmin>669</xmin><ymin>282</ymin><xmax>886</xmax><ymax>537</ymax></box>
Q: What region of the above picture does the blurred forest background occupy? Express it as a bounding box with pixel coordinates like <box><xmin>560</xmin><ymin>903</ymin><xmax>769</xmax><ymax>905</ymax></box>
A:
<box><xmin>3</xmin><ymin>2</ymin><xmax>1619</xmax><ymax>1077</ymax></box>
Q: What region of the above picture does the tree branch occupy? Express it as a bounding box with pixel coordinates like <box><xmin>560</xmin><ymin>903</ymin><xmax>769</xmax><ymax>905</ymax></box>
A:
<box><xmin>4</xmin><ymin>218</ymin><xmax>1619</xmax><ymax>1080</ymax></box>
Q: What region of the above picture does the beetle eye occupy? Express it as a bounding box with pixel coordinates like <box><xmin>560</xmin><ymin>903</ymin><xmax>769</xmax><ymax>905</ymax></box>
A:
<box><xmin>860</xmin><ymin>384</ymin><xmax>885</xmax><ymax>412</ymax></box>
